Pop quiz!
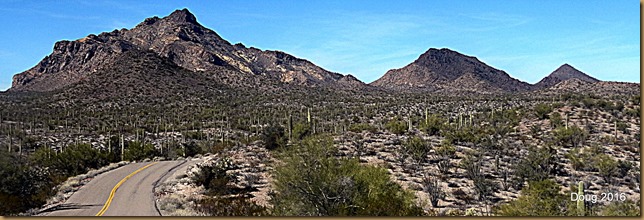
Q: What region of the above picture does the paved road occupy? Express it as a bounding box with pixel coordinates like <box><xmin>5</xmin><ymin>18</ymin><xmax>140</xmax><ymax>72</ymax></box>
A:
<box><xmin>42</xmin><ymin>160</ymin><xmax>189</xmax><ymax>216</ymax></box>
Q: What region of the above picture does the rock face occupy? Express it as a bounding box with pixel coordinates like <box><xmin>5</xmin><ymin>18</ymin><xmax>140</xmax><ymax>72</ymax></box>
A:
<box><xmin>370</xmin><ymin>48</ymin><xmax>532</xmax><ymax>93</ymax></box>
<box><xmin>534</xmin><ymin>63</ymin><xmax>599</xmax><ymax>89</ymax></box>
<box><xmin>10</xmin><ymin>8</ymin><xmax>365</xmax><ymax>92</ymax></box>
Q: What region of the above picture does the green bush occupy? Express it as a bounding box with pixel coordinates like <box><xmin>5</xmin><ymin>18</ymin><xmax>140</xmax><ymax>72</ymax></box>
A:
<box><xmin>270</xmin><ymin>135</ymin><xmax>424</xmax><ymax>216</ymax></box>
<box><xmin>348</xmin><ymin>123</ymin><xmax>377</xmax><ymax>133</ymax></box>
<box><xmin>260</xmin><ymin>124</ymin><xmax>287</xmax><ymax>150</ymax></box>
<box><xmin>549</xmin><ymin>112</ymin><xmax>563</xmax><ymax>128</ymax></box>
<box><xmin>192</xmin><ymin>157</ymin><xmax>267</xmax><ymax>216</ymax></box>
<box><xmin>32</xmin><ymin>143</ymin><xmax>113</xmax><ymax>177</ymax></box>
<box><xmin>192</xmin><ymin>157</ymin><xmax>234</xmax><ymax>196</ymax></box>
<box><xmin>123</xmin><ymin>141</ymin><xmax>158</xmax><ymax>161</ymax></box>
<box><xmin>594</xmin><ymin>154</ymin><xmax>618</xmax><ymax>184</ymax></box>
<box><xmin>553</xmin><ymin>126</ymin><xmax>588</xmax><ymax>148</ymax></box>
<box><xmin>600</xmin><ymin>199</ymin><xmax>640</xmax><ymax>216</ymax></box>
<box><xmin>0</xmin><ymin>151</ymin><xmax>53</xmax><ymax>216</ymax></box>
<box><xmin>292</xmin><ymin>122</ymin><xmax>311</xmax><ymax>140</ymax></box>
<box><xmin>197</xmin><ymin>196</ymin><xmax>267</xmax><ymax>216</ymax></box>
<box><xmin>385</xmin><ymin>118</ymin><xmax>407</xmax><ymax>135</ymax></box>
<box><xmin>419</xmin><ymin>114</ymin><xmax>445</xmax><ymax>136</ymax></box>
<box><xmin>512</xmin><ymin>145</ymin><xmax>560</xmax><ymax>182</ymax></box>
<box><xmin>534</xmin><ymin>103</ymin><xmax>553</xmax><ymax>120</ymax></box>
<box><xmin>494</xmin><ymin>179</ymin><xmax>570</xmax><ymax>216</ymax></box>
<box><xmin>402</xmin><ymin>136</ymin><xmax>430</xmax><ymax>163</ymax></box>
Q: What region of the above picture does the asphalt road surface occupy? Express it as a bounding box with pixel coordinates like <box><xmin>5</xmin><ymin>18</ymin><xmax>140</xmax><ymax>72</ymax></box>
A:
<box><xmin>42</xmin><ymin>160</ymin><xmax>189</xmax><ymax>216</ymax></box>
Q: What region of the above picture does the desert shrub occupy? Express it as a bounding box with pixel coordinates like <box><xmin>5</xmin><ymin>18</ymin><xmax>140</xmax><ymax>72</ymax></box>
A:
<box><xmin>600</xmin><ymin>199</ymin><xmax>640</xmax><ymax>216</ymax></box>
<box><xmin>192</xmin><ymin>158</ymin><xmax>267</xmax><ymax>216</ymax></box>
<box><xmin>422</xmin><ymin>176</ymin><xmax>445</xmax><ymax>208</ymax></box>
<box><xmin>348</xmin><ymin>123</ymin><xmax>377</xmax><ymax>133</ymax></box>
<box><xmin>625</xmin><ymin>107</ymin><xmax>640</xmax><ymax>118</ymax></box>
<box><xmin>494</xmin><ymin>179</ymin><xmax>570</xmax><ymax>216</ymax></box>
<box><xmin>444</xmin><ymin>126</ymin><xmax>481</xmax><ymax>145</ymax></box>
<box><xmin>402</xmin><ymin>136</ymin><xmax>430</xmax><ymax>163</ymax></box>
<box><xmin>616</xmin><ymin>121</ymin><xmax>629</xmax><ymax>134</ymax></box>
<box><xmin>434</xmin><ymin>141</ymin><xmax>456</xmax><ymax>176</ymax></box>
<box><xmin>197</xmin><ymin>196</ymin><xmax>267</xmax><ymax>216</ymax></box>
<box><xmin>0</xmin><ymin>151</ymin><xmax>53</xmax><ymax>216</ymax></box>
<box><xmin>123</xmin><ymin>141</ymin><xmax>158</xmax><ymax>161</ymax></box>
<box><xmin>385</xmin><ymin>118</ymin><xmax>407</xmax><ymax>135</ymax></box>
<box><xmin>534</xmin><ymin>103</ymin><xmax>553</xmax><ymax>120</ymax></box>
<box><xmin>32</xmin><ymin>143</ymin><xmax>112</xmax><ymax>177</ymax></box>
<box><xmin>419</xmin><ymin>114</ymin><xmax>445</xmax><ymax>136</ymax></box>
<box><xmin>616</xmin><ymin>160</ymin><xmax>633</xmax><ymax>178</ymax></box>
<box><xmin>182</xmin><ymin>141</ymin><xmax>205</xmax><ymax>157</ymax></box>
<box><xmin>260</xmin><ymin>124</ymin><xmax>287</xmax><ymax>150</ymax></box>
<box><xmin>292</xmin><ymin>122</ymin><xmax>311</xmax><ymax>140</ymax></box>
<box><xmin>270</xmin><ymin>135</ymin><xmax>424</xmax><ymax>216</ymax></box>
<box><xmin>594</xmin><ymin>154</ymin><xmax>618</xmax><ymax>185</ymax></box>
<box><xmin>565</xmin><ymin>148</ymin><xmax>592</xmax><ymax>171</ymax></box>
<box><xmin>512</xmin><ymin>145</ymin><xmax>560</xmax><ymax>182</ymax></box>
<box><xmin>192</xmin><ymin>157</ymin><xmax>234</xmax><ymax>196</ymax></box>
<box><xmin>549</xmin><ymin>112</ymin><xmax>563</xmax><ymax>128</ymax></box>
<box><xmin>472</xmin><ymin>176</ymin><xmax>498</xmax><ymax>202</ymax></box>
<box><xmin>553</xmin><ymin>125</ymin><xmax>588</xmax><ymax>148</ymax></box>
<box><xmin>459</xmin><ymin>152</ymin><xmax>482</xmax><ymax>181</ymax></box>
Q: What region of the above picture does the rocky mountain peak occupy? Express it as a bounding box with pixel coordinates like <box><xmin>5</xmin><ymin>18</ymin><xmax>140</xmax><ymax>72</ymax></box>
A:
<box><xmin>165</xmin><ymin>8</ymin><xmax>198</xmax><ymax>25</ymax></box>
<box><xmin>370</xmin><ymin>48</ymin><xmax>531</xmax><ymax>93</ymax></box>
<box><xmin>9</xmin><ymin>8</ymin><xmax>365</xmax><ymax>92</ymax></box>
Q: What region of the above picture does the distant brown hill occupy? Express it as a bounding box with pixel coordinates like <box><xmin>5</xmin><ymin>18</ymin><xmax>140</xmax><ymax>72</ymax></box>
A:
<box><xmin>369</xmin><ymin>48</ymin><xmax>532</xmax><ymax>93</ymax></box>
<box><xmin>533</xmin><ymin>63</ymin><xmax>600</xmax><ymax>90</ymax></box>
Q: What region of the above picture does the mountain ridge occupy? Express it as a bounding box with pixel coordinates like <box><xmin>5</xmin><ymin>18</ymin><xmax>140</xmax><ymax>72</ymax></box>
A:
<box><xmin>8</xmin><ymin>8</ymin><xmax>629</xmax><ymax>94</ymax></box>
<box><xmin>10</xmin><ymin>8</ymin><xmax>365</xmax><ymax>92</ymax></box>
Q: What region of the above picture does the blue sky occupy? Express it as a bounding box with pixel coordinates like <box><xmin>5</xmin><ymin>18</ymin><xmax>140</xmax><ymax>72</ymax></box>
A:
<box><xmin>0</xmin><ymin>1</ymin><xmax>639</xmax><ymax>91</ymax></box>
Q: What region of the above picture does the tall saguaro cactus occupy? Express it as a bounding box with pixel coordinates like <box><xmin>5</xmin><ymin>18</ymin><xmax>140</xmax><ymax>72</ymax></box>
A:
<box><xmin>120</xmin><ymin>134</ymin><xmax>125</xmax><ymax>161</ymax></box>
<box><xmin>307</xmin><ymin>108</ymin><xmax>311</xmax><ymax>124</ymax></box>
<box><xmin>288</xmin><ymin>113</ymin><xmax>293</xmax><ymax>139</ymax></box>
<box><xmin>425</xmin><ymin>108</ymin><xmax>429</xmax><ymax>125</ymax></box>
<box><xmin>577</xmin><ymin>181</ymin><xmax>585</xmax><ymax>216</ymax></box>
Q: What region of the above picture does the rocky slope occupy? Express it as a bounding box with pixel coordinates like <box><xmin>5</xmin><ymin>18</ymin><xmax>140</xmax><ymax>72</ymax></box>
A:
<box><xmin>533</xmin><ymin>63</ymin><xmax>600</xmax><ymax>90</ymax></box>
<box><xmin>370</xmin><ymin>48</ymin><xmax>532</xmax><ymax>93</ymax></box>
<box><xmin>10</xmin><ymin>9</ymin><xmax>364</xmax><ymax>92</ymax></box>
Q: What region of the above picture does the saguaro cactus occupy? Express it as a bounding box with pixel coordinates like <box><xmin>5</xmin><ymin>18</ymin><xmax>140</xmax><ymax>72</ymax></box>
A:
<box><xmin>614</xmin><ymin>120</ymin><xmax>618</xmax><ymax>141</ymax></box>
<box><xmin>120</xmin><ymin>134</ymin><xmax>125</xmax><ymax>161</ymax></box>
<box><xmin>307</xmin><ymin>108</ymin><xmax>311</xmax><ymax>124</ymax></box>
<box><xmin>577</xmin><ymin>181</ymin><xmax>585</xmax><ymax>216</ymax></box>
<box><xmin>425</xmin><ymin>108</ymin><xmax>429</xmax><ymax>125</ymax></box>
<box><xmin>288</xmin><ymin>113</ymin><xmax>293</xmax><ymax>139</ymax></box>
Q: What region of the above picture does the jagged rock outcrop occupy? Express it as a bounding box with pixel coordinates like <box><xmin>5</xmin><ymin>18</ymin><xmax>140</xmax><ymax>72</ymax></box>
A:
<box><xmin>534</xmin><ymin>63</ymin><xmax>600</xmax><ymax>89</ymax></box>
<box><xmin>10</xmin><ymin>8</ymin><xmax>365</xmax><ymax>92</ymax></box>
<box><xmin>370</xmin><ymin>48</ymin><xmax>532</xmax><ymax>93</ymax></box>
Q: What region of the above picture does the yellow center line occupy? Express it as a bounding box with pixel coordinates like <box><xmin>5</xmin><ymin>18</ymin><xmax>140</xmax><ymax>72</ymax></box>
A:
<box><xmin>95</xmin><ymin>162</ymin><xmax>158</xmax><ymax>216</ymax></box>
